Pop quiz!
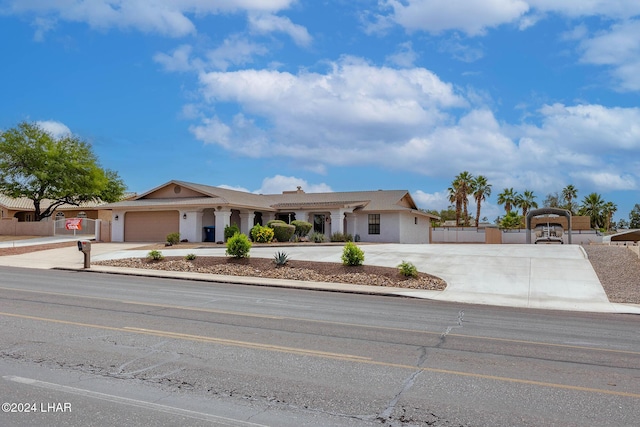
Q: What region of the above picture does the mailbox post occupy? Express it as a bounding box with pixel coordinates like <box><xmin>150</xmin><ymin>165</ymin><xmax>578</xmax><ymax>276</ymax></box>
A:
<box><xmin>77</xmin><ymin>240</ymin><xmax>91</xmax><ymax>268</ymax></box>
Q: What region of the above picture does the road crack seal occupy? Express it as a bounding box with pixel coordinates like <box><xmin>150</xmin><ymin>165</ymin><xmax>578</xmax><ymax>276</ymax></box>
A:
<box><xmin>377</xmin><ymin>310</ymin><xmax>465</xmax><ymax>423</ymax></box>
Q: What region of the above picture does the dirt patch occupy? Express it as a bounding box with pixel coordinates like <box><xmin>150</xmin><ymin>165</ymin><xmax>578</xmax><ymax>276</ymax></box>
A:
<box><xmin>0</xmin><ymin>241</ymin><xmax>77</xmax><ymax>256</ymax></box>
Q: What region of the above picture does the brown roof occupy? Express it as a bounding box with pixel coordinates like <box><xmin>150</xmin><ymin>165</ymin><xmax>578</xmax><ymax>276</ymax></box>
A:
<box><xmin>100</xmin><ymin>180</ymin><xmax>438</xmax><ymax>219</ymax></box>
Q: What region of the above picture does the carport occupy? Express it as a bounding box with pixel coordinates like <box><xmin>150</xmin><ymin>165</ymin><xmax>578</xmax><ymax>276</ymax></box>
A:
<box><xmin>526</xmin><ymin>208</ymin><xmax>573</xmax><ymax>244</ymax></box>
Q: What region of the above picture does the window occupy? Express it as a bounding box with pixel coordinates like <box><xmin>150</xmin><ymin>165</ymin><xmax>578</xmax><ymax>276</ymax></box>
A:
<box><xmin>55</xmin><ymin>212</ymin><xmax>65</xmax><ymax>220</ymax></box>
<box><xmin>77</xmin><ymin>211</ymin><xmax>87</xmax><ymax>218</ymax></box>
<box><xmin>368</xmin><ymin>214</ymin><xmax>380</xmax><ymax>235</ymax></box>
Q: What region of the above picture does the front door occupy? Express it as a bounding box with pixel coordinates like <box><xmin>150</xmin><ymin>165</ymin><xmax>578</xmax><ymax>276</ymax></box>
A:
<box><xmin>313</xmin><ymin>214</ymin><xmax>325</xmax><ymax>234</ymax></box>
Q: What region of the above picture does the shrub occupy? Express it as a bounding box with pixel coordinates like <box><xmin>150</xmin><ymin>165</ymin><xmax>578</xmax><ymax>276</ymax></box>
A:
<box><xmin>147</xmin><ymin>250</ymin><xmax>164</xmax><ymax>261</ymax></box>
<box><xmin>330</xmin><ymin>232</ymin><xmax>354</xmax><ymax>242</ymax></box>
<box><xmin>291</xmin><ymin>220</ymin><xmax>313</xmax><ymax>238</ymax></box>
<box><xmin>225</xmin><ymin>232</ymin><xmax>252</xmax><ymax>258</ymax></box>
<box><xmin>224</xmin><ymin>224</ymin><xmax>240</xmax><ymax>241</ymax></box>
<box><xmin>166</xmin><ymin>232</ymin><xmax>180</xmax><ymax>245</ymax></box>
<box><xmin>185</xmin><ymin>253</ymin><xmax>197</xmax><ymax>261</ymax></box>
<box><xmin>250</xmin><ymin>224</ymin><xmax>274</xmax><ymax>243</ymax></box>
<box><xmin>266</xmin><ymin>219</ymin><xmax>286</xmax><ymax>228</ymax></box>
<box><xmin>270</xmin><ymin>223</ymin><xmax>295</xmax><ymax>242</ymax></box>
<box><xmin>310</xmin><ymin>231</ymin><xmax>326</xmax><ymax>243</ymax></box>
<box><xmin>273</xmin><ymin>251</ymin><xmax>290</xmax><ymax>266</ymax></box>
<box><xmin>397</xmin><ymin>261</ymin><xmax>418</xmax><ymax>278</ymax></box>
<box><xmin>341</xmin><ymin>242</ymin><xmax>364</xmax><ymax>266</ymax></box>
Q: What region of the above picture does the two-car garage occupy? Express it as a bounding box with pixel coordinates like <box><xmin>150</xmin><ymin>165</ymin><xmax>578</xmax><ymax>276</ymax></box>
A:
<box><xmin>124</xmin><ymin>211</ymin><xmax>179</xmax><ymax>242</ymax></box>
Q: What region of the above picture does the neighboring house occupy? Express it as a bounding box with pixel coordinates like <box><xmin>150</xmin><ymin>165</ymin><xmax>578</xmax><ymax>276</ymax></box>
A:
<box><xmin>101</xmin><ymin>180</ymin><xmax>437</xmax><ymax>244</ymax></box>
<box><xmin>0</xmin><ymin>195</ymin><xmax>111</xmax><ymax>222</ymax></box>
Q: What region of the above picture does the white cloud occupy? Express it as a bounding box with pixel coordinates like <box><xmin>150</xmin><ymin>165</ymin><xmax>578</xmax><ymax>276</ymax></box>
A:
<box><xmin>205</xmin><ymin>35</ymin><xmax>269</xmax><ymax>71</ymax></box>
<box><xmin>528</xmin><ymin>0</ymin><xmax>640</xmax><ymax>20</ymax></box>
<box><xmin>255</xmin><ymin>175</ymin><xmax>332</xmax><ymax>194</ymax></box>
<box><xmin>578</xmin><ymin>19</ymin><xmax>640</xmax><ymax>91</ymax></box>
<box><xmin>385</xmin><ymin>42</ymin><xmax>418</xmax><ymax>68</ymax></box>
<box><xmin>248</xmin><ymin>13</ymin><xmax>312</xmax><ymax>47</ymax></box>
<box><xmin>36</xmin><ymin>120</ymin><xmax>71</xmax><ymax>138</ymax></box>
<box><xmin>6</xmin><ymin>0</ymin><xmax>297</xmax><ymax>38</ymax></box>
<box><xmin>187</xmin><ymin>58</ymin><xmax>639</xmax><ymax>200</ymax></box>
<box><xmin>376</xmin><ymin>0</ymin><xmax>530</xmax><ymax>36</ymax></box>
<box><xmin>412</xmin><ymin>190</ymin><xmax>450</xmax><ymax>211</ymax></box>
<box><xmin>153</xmin><ymin>44</ymin><xmax>194</xmax><ymax>72</ymax></box>
<box><xmin>570</xmin><ymin>171</ymin><xmax>637</xmax><ymax>191</ymax></box>
<box><xmin>373</xmin><ymin>1</ymin><xmax>640</xmax><ymax>37</ymax></box>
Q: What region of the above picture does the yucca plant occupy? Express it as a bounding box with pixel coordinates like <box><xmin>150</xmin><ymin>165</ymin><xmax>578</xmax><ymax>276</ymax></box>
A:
<box><xmin>273</xmin><ymin>251</ymin><xmax>290</xmax><ymax>266</ymax></box>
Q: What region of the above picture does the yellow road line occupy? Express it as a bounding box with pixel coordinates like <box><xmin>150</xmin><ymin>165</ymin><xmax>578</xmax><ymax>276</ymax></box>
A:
<box><xmin>1</xmin><ymin>311</ymin><xmax>639</xmax><ymax>399</ymax></box>
<box><xmin>2</xmin><ymin>286</ymin><xmax>639</xmax><ymax>357</ymax></box>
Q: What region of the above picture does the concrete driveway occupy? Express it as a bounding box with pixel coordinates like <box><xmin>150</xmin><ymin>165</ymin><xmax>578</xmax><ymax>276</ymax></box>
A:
<box><xmin>1</xmin><ymin>240</ymin><xmax>639</xmax><ymax>314</ymax></box>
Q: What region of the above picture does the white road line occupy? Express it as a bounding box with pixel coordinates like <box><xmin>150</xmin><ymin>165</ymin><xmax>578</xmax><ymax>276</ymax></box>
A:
<box><xmin>3</xmin><ymin>375</ymin><xmax>267</xmax><ymax>427</ymax></box>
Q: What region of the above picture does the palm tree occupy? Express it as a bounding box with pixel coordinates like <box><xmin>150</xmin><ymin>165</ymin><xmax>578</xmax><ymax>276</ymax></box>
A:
<box><xmin>472</xmin><ymin>175</ymin><xmax>491</xmax><ymax>227</ymax></box>
<box><xmin>447</xmin><ymin>181</ymin><xmax>462</xmax><ymax>226</ymax></box>
<box><xmin>517</xmin><ymin>190</ymin><xmax>538</xmax><ymax>219</ymax></box>
<box><xmin>454</xmin><ymin>171</ymin><xmax>474</xmax><ymax>226</ymax></box>
<box><xmin>579</xmin><ymin>192</ymin><xmax>605</xmax><ymax>229</ymax></box>
<box><xmin>561</xmin><ymin>184</ymin><xmax>578</xmax><ymax>214</ymax></box>
<box><xmin>497</xmin><ymin>187</ymin><xmax>518</xmax><ymax>214</ymax></box>
<box><xmin>603</xmin><ymin>201</ymin><xmax>617</xmax><ymax>232</ymax></box>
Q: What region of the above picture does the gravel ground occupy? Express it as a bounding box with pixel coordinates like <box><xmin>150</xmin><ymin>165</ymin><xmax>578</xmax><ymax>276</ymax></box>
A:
<box><xmin>94</xmin><ymin>256</ymin><xmax>448</xmax><ymax>291</ymax></box>
<box><xmin>582</xmin><ymin>245</ymin><xmax>640</xmax><ymax>304</ymax></box>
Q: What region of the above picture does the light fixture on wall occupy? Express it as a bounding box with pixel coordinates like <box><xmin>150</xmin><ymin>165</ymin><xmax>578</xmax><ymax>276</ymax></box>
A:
<box><xmin>114</xmin><ymin>215</ymin><xmax>119</xmax><ymax>221</ymax></box>
<box><xmin>183</xmin><ymin>213</ymin><xmax>187</xmax><ymax>220</ymax></box>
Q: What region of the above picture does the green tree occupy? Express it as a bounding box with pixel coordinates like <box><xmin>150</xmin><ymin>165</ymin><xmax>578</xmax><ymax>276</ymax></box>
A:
<box><xmin>499</xmin><ymin>211</ymin><xmax>522</xmax><ymax>229</ymax></box>
<box><xmin>561</xmin><ymin>184</ymin><xmax>578</xmax><ymax>214</ymax></box>
<box><xmin>579</xmin><ymin>193</ymin><xmax>605</xmax><ymax>229</ymax></box>
<box><xmin>0</xmin><ymin>122</ymin><xmax>125</xmax><ymax>221</ymax></box>
<box><xmin>497</xmin><ymin>187</ymin><xmax>518</xmax><ymax>214</ymax></box>
<box><xmin>517</xmin><ymin>190</ymin><xmax>538</xmax><ymax>219</ymax></box>
<box><xmin>472</xmin><ymin>175</ymin><xmax>491</xmax><ymax>227</ymax></box>
<box><xmin>629</xmin><ymin>204</ymin><xmax>640</xmax><ymax>229</ymax></box>
<box><xmin>543</xmin><ymin>191</ymin><xmax>561</xmax><ymax>208</ymax></box>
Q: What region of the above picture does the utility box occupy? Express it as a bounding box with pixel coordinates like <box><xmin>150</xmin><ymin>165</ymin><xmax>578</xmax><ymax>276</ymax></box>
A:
<box><xmin>203</xmin><ymin>226</ymin><xmax>216</xmax><ymax>242</ymax></box>
<box><xmin>77</xmin><ymin>240</ymin><xmax>91</xmax><ymax>268</ymax></box>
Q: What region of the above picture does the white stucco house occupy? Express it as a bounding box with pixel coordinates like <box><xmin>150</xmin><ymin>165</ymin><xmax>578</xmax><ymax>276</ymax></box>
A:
<box><xmin>101</xmin><ymin>180</ymin><xmax>437</xmax><ymax>244</ymax></box>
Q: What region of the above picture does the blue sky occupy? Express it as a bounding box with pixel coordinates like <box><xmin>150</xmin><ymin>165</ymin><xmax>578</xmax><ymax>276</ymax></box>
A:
<box><xmin>1</xmin><ymin>1</ymin><xmax>639</xmax><ymax>223</ymax></box>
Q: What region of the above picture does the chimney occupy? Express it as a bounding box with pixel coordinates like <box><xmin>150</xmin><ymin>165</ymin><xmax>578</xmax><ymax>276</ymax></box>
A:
<box><xmin>282</xmin><ymin>186</ymin><xmax>305</xmax><ymax>194</ymax></box>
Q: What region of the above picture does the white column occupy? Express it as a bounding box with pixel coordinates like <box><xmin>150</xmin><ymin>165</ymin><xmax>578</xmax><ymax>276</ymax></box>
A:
<box><xmin>239</xmin><ymin>212</ymin><xmax>254</xmax><ymax>235</ymax></box>
<box><xmin>215</xmin><ymin>208</ymin><xmax>232</xmax><ymax>242</ymax></box>
<box><xmin>330</xmin><ymin>210</ymin><xmax>344</xmax><ymax>234</ymax></box>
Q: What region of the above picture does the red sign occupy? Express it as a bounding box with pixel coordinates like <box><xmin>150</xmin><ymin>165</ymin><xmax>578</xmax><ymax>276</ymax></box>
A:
<box><xmin>65</xmin><ymin>218</ymin><xmax>82</xmax><ymax>230</ymax></box>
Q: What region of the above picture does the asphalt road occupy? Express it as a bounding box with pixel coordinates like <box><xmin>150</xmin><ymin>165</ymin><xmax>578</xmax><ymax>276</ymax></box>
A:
<box><xmin>0</xmin><ymin>266</ymin><xmax>639</xmax><ymax>426</ymax></box>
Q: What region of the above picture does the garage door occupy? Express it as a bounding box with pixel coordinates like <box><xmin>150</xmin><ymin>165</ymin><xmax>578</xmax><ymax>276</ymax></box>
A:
<box><xmin>124</xmin><ymin>211</ymin><xmax>179</xmax><ymax>242</ymax></box>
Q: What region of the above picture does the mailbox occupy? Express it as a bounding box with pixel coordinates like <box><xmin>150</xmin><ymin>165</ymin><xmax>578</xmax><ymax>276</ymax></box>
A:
<box><xmin>77</xmin><ymin>240</ymin><xmax>91</xmax><ymax>268</ymax></box>
<box><xmin>77</xmin><ymin>240</ymin><xmax>91</xmax><ymax>253</ymax></box>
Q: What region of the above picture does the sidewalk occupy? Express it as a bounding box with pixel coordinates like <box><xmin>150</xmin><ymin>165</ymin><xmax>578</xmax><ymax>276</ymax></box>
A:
<box><xmin>1</xmin><ymin>241</ymin><xmax>639</xmax><ymax>314</ymax></box>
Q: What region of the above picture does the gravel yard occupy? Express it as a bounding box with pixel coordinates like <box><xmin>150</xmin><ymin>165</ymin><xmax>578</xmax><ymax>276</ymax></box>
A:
<box><xmin>582</xmin><ymin>245</ymin><xmax>640</xmax><ymax>304</ymax></box>
<box><xmin>94</xmin><ymin>256</ymin><xmax>448</xmax><ymax>291</ymax></box>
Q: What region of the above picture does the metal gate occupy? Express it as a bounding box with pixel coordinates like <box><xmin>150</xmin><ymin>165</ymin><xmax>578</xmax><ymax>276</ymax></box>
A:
<box><xmin>54</xmin><ymin>218</ymin><xmax>97</xmax><ymax>237</ymax></box>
